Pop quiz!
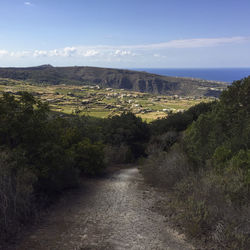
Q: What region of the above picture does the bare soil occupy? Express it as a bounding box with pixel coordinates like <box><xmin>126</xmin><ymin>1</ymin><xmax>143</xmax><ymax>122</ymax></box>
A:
<box><xmin>6</xmin><ymin>167</ymin><xmax>193</xmax><ymax>250</ymax></box>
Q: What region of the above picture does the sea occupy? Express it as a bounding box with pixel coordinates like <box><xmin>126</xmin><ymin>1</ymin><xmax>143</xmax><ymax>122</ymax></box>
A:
<box><xmin>132</xmin><ymin>68</ymin><xmax>250</xmax><ymax>83</ymax></box>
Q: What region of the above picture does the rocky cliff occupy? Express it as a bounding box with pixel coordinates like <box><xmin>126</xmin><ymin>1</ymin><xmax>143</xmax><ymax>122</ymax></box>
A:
<box><xmin>0</xmin><ymin>65</ymin><xmax>228</xmax><ymax>97</ymax></box>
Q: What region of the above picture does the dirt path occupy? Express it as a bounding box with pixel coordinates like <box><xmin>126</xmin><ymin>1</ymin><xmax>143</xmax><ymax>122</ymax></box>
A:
<box><xmin>9</xmin><ymin>167</ymin><xmax>193</xmax><ymax>250</ymax></box>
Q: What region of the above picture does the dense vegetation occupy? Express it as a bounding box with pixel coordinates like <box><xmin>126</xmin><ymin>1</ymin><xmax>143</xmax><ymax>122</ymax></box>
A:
<box><xmin>0</xmin><ymin>65</ymin><xmax>227</xmax><ymax>96</ymax></box>
<box><xmin>1</xmin><ymin>75</ymin><xmax>249</xmax><ymax>248</ymax></box>
<box><xmin>142</xmin><ymin>76</ymin><xmax>250</xmax><ymax>249</ymax></box>
<box><xmin>0</xmin><ymin>92</ymin><xmax>149</xmax><ymax>242</ymax></box>
<box><xmin>149</xmin><ymin>100</ymin><xmax>216</xmax><ymax>135</ymax></box>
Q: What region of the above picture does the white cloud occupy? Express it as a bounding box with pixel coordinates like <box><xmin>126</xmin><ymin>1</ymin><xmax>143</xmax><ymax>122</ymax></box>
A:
<box><xmin>34</xmin><ymin>50</ymin><xmax>48</xmax><ymax>57</ymax></box>
<box><xmin>115</xmin><ymin>50</ymin><xmax>131</xmax><ymax>56</ymax></box>
<box><xmin>7</xmin><ymin>50</ymin><xmax>31</xmax><ymax>58</ymax></box>
<box><xmin>113</xmin><ymin>50</ymin><xmax>137</xmax><ymax>56</ymax></box>
<box><xmin>62</xmin><ymin>47</ymin><xmax>77</xmax><ymax>56</ymax></box>
<box><xmin>84</xmin><ymin>49</ymin><xmax>99</xmax><ymax>57</ymax></box>
<box><xmin>24</xmin><ymin>2</ymin><xmax>32</xmax><ymax>6</ymax></box>
<box><xmin>1</xmin><ymin>36</ymin><xmax>249</xmax><ymax>63</ymax></box>
<box><xmin>0</xmin><ymin>50</ymin><xmax>9</xmax><ymax>57</ymax></box>
<box><xmin>33</xmin><ymin>47</ymin><xmax>77</xmax><ymax>57</ymax></box>
<box><xmin>48</xmin><ymin>49</ymin><xmax>60</xmax><ymax>57</ymax></box>
<box><xmin>32</xmin><ymin>48</ymin><xmax>99</xmax><ymax>58</ymax></box>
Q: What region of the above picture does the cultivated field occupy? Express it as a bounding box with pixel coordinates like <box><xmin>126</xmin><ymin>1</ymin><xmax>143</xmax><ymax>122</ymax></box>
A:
<box><xmin>0</xmin><ymin>78</ymin><xmax>215</xmax><ymax>122</ymax></box>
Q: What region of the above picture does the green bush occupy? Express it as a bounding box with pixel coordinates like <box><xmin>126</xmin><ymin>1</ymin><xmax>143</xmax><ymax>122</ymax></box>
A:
<box><xmin>70</xmin><ymin>139</ymin><xmax>105</xmax><ymax>175</ymax></box>
<box><xmin>146</xmin><ymin>131</ymin><xmax>179</xmax><ymax>154</ymax></box>
<box><xmin>212</xmin><ymin>145</ymin><xmax>232</xmax><ymax>172</ymax></box>
<box><xmin>104</xmin><ymin>112</ymin><xmax>150</xmax><ymax>161</ymax></box>
<box><xmin>184</xmin><ymin>77</ymin><xmax>250</xmax><ymax>168</ymax></box>
<box><xmin>104</xmin><ymin>144</ymin><xmax>133</xmax><ymax>165</ymax></box>
<box><xmin>141</xmin><ymin>77</ymin><xmax>250</xmax><ymax>249</ymax></box>
<box><xmin>0</xmin><ymin>92</ymin><xmax>107</xmax><ymax>240</ymax></box>
<box><xmin>149</xmin><ymin>101</ymin><xmax>215</xmax><ymax>136</ymax></box>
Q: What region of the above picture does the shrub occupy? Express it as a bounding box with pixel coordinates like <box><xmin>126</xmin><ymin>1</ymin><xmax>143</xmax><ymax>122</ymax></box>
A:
<box><xmin>104</xmin><ymin>112</ymin><xmax>150</xmax><ymax>161</ymax></box>
<box><xmin>104</xmin><ymin>144</ymin><xmax>133</xmax><ymax>165</ymax></box>
<box><xmin>141</xmin><ymin>77</ymin><xmax>250</xmax><ymax>249</ymax></box>
<box><xmin>0</xmin><ymin>149</ymin><xmax>36</xmax><ymax>241</ymax></box>
<box><xmin>212</xmin><ymin>145</ymin><xmax>232</xmax><ymax>172</ymax></box>
<box><xmin>71</xmin><ymin>139</ymin><xmax>105</xmax><ymax>175</ymax></box>
<box><xmin>173</xmin><ymin>167</ymin><xmax>250</xmax><ymax>248</ymax></box>
<box><xmin>149</xmin><ymin>101</ymin><xmax>215</xmax><ymax>136</ymax></box>
<box><xmin>0</xmin><ymin>92</ymin><xmax>107</xmax><ymax>241</ymax></box>
<box><xmin>146</xmin><ymin>131</ymin><xmax>179</xmax><ymax>155</ymax></box>
<box><xmin>180</xmin><ymin>196</ymin><xmax>209</xmax><ymax>237</ymax></box>
<box><xmin>141</xmin><ymin>144</ymin><xmax>190</xmax><ymax>188</ymax></box>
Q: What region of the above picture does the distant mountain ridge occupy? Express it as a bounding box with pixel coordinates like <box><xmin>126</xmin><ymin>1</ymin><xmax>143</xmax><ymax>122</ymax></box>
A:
<box><xmin>0</xmin><ymin>65</ymin><xmax>228</xmax><ymax>97</ymax></box>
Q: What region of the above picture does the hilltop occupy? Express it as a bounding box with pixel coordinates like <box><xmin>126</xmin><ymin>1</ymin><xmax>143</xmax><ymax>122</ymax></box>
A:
<box><xmin>0</xmin><ymin>65</ymin><xmax>228</xmax><ymax>97</ymax></box>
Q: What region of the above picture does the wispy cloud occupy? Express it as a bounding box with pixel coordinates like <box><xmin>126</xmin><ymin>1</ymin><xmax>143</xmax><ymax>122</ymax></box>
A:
<box><xmin>0</xmin><ymin>36</ymin><xmax>249</xmax><ymax>61</ymax></box>
<box><xmin>122</xmin><ymin>36</ymin><xmax>249</xmax><ymax>49</ymax></box>
<box><xmin>24</xmin><ymin>2</ymin><xmax>32</xmax><ymax>6</ymax></box>
<box><xmin>153</xmin><ymin>53</ymin><xmax>166</xmax><ymax>58</ymax></box>
<box><xmin>0</xmin><ymin>50</ymin><xmax>8</xmax><ymax>56</ymax></box>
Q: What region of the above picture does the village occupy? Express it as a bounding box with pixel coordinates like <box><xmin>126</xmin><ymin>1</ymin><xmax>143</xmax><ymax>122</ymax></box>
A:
<box><xmin>0</xmin><ymin>79</ymin><xmax>214</xmax><ymax>122</ymax></box>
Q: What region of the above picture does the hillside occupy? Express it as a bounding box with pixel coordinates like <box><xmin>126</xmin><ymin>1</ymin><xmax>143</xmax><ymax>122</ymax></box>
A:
<box><xmin>0</xmin><ymin>65</ymin><xmax>228</xmax><ymax>97</ymax></box>
<box><xmin>141</xmin><ymin>76</ymin><xmax>250</xmax><ymax>249</ymax></box>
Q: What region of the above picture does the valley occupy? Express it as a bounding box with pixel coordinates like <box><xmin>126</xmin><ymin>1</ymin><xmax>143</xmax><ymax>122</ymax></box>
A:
<box><xmin>0</xmin><ymin>78</ymin><xmax>213</xmax><ymax>122</ymax></box>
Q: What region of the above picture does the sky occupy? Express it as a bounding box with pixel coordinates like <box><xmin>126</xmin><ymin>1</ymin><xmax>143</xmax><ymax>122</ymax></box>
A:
<box><xmin>0</xmin><ymin>0</ymin><xmax>250</xmax><ymax>68</ymax></box>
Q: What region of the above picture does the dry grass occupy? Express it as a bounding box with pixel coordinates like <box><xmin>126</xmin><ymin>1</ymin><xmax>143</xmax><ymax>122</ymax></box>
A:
<box><xmin>0</xmin><ymin>150</ymin><xmax>36</xmax><ymax>241</ymax></box>
<box><xmin>141</xmin><ymin>143</ymin><xmax>190</xmax><ymax>188</ymax></box>
<box><xmin>140</xmin><ymin>144</ymin><xmax>250</xmax><ymax>249</ymax></box>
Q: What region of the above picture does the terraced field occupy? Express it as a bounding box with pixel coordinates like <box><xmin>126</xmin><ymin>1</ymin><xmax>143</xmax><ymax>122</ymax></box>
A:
<box><xmin>0</xmin><ymin>78</ymin><xmax>214</xmax><ymax>122</ymax></box>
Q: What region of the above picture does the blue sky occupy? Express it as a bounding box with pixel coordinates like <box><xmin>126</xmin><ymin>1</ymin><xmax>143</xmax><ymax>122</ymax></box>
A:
<box><xmin>0</xmin><ymin>0</ymin><xmax>250</xmax><ymax>68</ymax></box>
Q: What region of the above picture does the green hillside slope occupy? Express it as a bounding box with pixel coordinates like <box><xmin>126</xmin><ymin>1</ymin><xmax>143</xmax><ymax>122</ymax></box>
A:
<box><xmin>0</xmin><ymin>65</ymin><xmax>228</xmax><ymax>97</ymax></box>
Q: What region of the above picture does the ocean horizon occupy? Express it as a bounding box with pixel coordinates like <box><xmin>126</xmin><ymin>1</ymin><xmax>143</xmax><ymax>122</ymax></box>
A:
<box><xmin>131</xmin><ymin>68</ymin><xmax>250</xmax><ymax>83</ymax></box>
